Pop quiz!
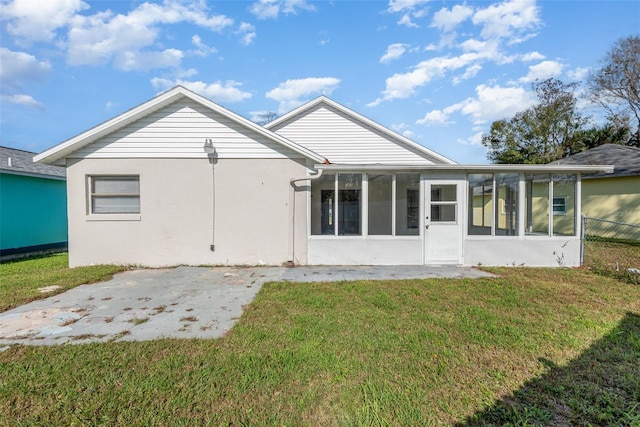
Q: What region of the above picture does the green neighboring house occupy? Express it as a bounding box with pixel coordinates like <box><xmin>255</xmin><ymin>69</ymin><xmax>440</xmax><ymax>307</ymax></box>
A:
<box><xmin>0</xmin><ymin>146</ymin><xmax>68</xmax><ymax>257</ymax></box>
<box><xmin>555</xmin><ymin>144</ymin><xmax>640</xmax><ymax>239</ymax></box>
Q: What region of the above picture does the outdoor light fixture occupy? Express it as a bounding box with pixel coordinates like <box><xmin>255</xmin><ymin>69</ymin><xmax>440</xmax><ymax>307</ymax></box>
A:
<box><xmin>203</xmin><ymin>138</ymin><xmax>215</xmax><ymax>154</ymax></box>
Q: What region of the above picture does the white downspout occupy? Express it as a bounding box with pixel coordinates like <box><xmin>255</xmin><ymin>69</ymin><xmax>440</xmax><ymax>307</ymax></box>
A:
<box><xmin>288</xmin><ymin>168</ymin><xmax>324</xmax><ymax>266</ymax></box>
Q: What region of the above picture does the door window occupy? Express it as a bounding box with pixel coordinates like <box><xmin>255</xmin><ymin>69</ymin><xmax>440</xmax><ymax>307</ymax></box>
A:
<box><xmin>430</xmin><ymin>184</ymin><xmax>457</xmax><ymax>222</ymax></box>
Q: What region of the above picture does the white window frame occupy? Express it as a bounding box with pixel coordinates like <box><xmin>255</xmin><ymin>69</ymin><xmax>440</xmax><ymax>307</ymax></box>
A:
<box><xmin>552</xmin><ymin>196</ymin><xmax>567</xmax><ymax>216</ymax></box>
<box><xmin>429</xmin><ymin>184</ymin><xmax>458</xmax><ymax>224</ymax></box>
<box><xmin>309</xmin><ymin>172</ymin><xmax>422</xmax><ymax>238</ymax></box>
<box><xmin>87</xmin><ymin>175</ymin><xmax>141</xmax><ymax>220</ymax></box>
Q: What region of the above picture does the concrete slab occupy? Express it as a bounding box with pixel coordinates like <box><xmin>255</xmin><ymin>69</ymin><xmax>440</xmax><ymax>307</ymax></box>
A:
<box><xmin>0</xmin><ymin>265</ymin><xmax>491</xmax><ymax>346</ymax></box>
<box><xmin>280</xmin><ymin>265</ymin><xmax>491</xmax><ymax>282</ymax></box>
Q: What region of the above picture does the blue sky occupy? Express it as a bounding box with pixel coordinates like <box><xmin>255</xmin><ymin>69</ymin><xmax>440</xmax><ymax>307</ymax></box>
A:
<box><xmin>1</xmin><ymin>0</ymin><xmax>638</xmax><ymax>164</ymax></box>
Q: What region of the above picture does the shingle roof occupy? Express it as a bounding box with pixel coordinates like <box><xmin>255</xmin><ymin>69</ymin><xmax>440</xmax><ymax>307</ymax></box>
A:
<box><xmin>0</xmin><ymin>146</ymin><xmax>66</xmax><ymax>179</ymax></box>
<box><xmin>553</xmin><ymin>144</ymin><xmax>640</xmax><ymax>179</ymax></box>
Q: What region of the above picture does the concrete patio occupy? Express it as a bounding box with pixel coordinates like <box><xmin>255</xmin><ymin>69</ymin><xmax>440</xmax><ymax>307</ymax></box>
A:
<box><xmin>0</xmin><ymin>265</ymin><xmax>492</xmax><ymax>346</ymax></box>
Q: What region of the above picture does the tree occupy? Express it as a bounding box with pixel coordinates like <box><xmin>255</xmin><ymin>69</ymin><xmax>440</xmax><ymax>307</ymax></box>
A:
<box><xmin>572</xmin><ymin>120</ymin><xmax>632</xmax><ymax>152</ymax></box>
<box><xmin>588</xmin><ymin>35</ymin><xmax>640</xmax><ymax>146</ymax></box>
<box><xmin>482</xmin><ymin>78</ymin><xmax>588</xmax><ymax>164</ymax></box>
<box><xmin>256</xmin><ymin>111</ymin><xmax>279</xmax><ymax>126</ymax></box>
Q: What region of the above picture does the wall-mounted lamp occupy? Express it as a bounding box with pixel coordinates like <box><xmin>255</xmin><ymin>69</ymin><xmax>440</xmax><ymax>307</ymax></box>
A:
<box><xmin>203</xmin><ymin>138</ymin><xmax>215</xmax><ymax>154</ymax></box>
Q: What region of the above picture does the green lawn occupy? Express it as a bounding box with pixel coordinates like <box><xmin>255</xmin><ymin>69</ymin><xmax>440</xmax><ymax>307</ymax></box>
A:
<box><xmin>0</xmin><ymin>253</ymin><xmax>127</xmax><ymax>312</ymax></box>
<box><xmin>1</xmin><ymin>261</ymin><xmax>639</xmax><ymax>426</ymax></box>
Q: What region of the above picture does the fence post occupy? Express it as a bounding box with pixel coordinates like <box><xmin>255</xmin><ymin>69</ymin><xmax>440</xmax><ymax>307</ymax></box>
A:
<box><xmin>580</xmin><ymin>215</ymin><xmax>586</xmax><ymax>266</ymax></box>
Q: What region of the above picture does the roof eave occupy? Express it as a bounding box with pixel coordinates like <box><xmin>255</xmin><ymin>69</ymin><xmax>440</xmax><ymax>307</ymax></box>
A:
<box><xmin>0</xmin><ymin>169</ymin><xmax>66</xmax><ymax>180</ymax></box>
<box><xmin>314</xmin><ymin>164</ymin><xmax>615</xmax><ymax>174</ymax></box>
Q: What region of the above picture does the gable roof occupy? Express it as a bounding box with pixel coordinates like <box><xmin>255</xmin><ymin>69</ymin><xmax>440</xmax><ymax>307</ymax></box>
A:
<box><xmin>265</xmin><ymin>96</ymin><xmax>456</xmax><ymax>165</ymax></box>
<box><xmin>554</xmin><ymin>144</ymin><xmax>640</xmax><ymax>179</ymax></box>
<box><xmin>35</xmin><ymin>86</ymin><xmax>327</xmax><ymax>165</ymax></box>
<box><xmin>1</xmin><ymin>146</ymin><xmax>65</xmax><ymax>179</ymax></box>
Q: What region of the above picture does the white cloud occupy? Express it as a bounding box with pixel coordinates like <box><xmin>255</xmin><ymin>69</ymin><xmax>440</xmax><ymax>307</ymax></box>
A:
<box><xmin>455</xmin><ymin>84</ymin><xmax>536</xmax><ymax>124</ymax></box>
<box><xmin>266</xmin><ymin>77</ymin><xmax>340</xmax><ymax>113</ymax></box>
<box><xmin>416</xmin><ymin>109</ymin><xmax>452</xmax><ymax>125</ymax></box>
<box><xmin>116</xmin><ymin>49</ymin><xmax>184</xmax><ymax>72</ymax></box>
<box><xmin>452</xmin><ymin>64</ymin><xmax>482</xmax><ymax>85</ymax></box>
<box><xmin>191</xmin><ymin>34</ymin><xmax>217</xmax><ymax>57</ymax></box>
<box><xmin>249</xmin><ymin>0</ymin><xmax>316</xmax><ymax>20</ymax></box>
<box><xmin>0</xmin><ymin>0</ymin><xmax>88</xmax><ymax>43</ymax></box>
<box><xmin>431</xmin><ymin>4</ymin><xmax>473</xmax><ymax>32</ymax></box>
<box><xmin>387</xmin><ymin>0</ymin><xmax>430</xmax><ymax>13</ymax></box>
<box><xmin>66</xmin><ymin>0</ymin><xmax>233</xmax><ymax>71</ymax></box>
<box><xmin>457</xmin><ymin>131</ymin><xmax>484</xmax><ymax>146</ymax></box>
<box><xmin>380</xmin><ymin>43</ymin><xmax>409</xmax><ymax>63</ymax></box>
<box><xmin>521</xmin><ymin>51</ymin><xmax>544</xmax><ymax>62</ymax></box>
<box><xmin>472</xmin><ymin>0</ymin><xmax>540</xmax><ymax>42</ymax></box>
<box><xmin>418</xmin><ymin>84</ymin><xmax>534</xmax><ymax>127</ymax></box>
<box><xmin>387</xmin><ymin>0</ymin><xmax>430</xmax><ymax>28</ymax></box>
<box><xmin>1</xmin><ymin>94</ymin><xmax>45</xmax><ymax>110</ymax></box>
<box><xmin>151</xmin><ymin>78</ymin><xmax>252</xmax><ymax>103</ymax></box>
<box><xmin>397</xmin><ymin>14</ymin><xmax>419</xmax><ymax>28</ymax></box>
<box><xmin>237</xmin><ymin>22</ymin><xmax>256</xmax><ymax>46</ymax></box>
<box><xmin>369</xmin><ymin>51</ymin><xmax>497</xmax><ymax>106</ymax></box>
<box><xmin>567</xmin><ymin>66</ymin><xmax>590</xmax><ymax>81</ymax></box>
<box><xmin>519</xmin><ymin>60</ymin><xmax>564</xmax><ymax>82</ymax></box>
<box><xmin>0</xmin><ymin>48</ymin><xmax>52</xmax><ymax>91</ymax></box>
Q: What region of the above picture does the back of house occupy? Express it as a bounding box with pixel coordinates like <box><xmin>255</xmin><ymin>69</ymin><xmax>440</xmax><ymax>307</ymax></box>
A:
<box><xmin>35</xmin><ymin>86</ymin><xmax>612</xmax><ymax>268</ymax></box>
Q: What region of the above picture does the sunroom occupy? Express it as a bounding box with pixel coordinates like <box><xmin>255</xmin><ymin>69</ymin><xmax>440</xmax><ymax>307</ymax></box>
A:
<box><xmin>304</xmin><ymin>164</ymin><xmax>613</xmax><ymax>267</ymax></box>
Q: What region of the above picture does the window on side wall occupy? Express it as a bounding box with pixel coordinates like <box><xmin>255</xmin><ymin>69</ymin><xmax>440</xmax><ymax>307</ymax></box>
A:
<box><xmin>90</xmin><ymin>176</ymin><xmax>140</xmax><ymax>214</ymax></box>
<box><xmin>552</xmin><ymin>197</ymin><xmax>567</xmax><ymax>215</ymax></box>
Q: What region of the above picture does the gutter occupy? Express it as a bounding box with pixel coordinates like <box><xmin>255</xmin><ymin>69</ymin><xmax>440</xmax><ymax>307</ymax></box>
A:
<box><xmin>287</xmin><ymin>168</ymin><xmax>324</xmax><ymax>266</ymax></box>
<box><xmin>314</xmin><ymin>163</ymin><xmax>615</xmax><ymax>175</ymax></box>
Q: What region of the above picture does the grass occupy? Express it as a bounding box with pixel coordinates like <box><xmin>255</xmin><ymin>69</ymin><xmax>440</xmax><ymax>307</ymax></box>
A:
<box><xmin>583</xmin><ymin>239</ymin><xmax>640</xmax><ymax>284</ymax></box>
<box><xmin>0</xmin><ymin>253</ymin><xmax>127</xmax><ymax>312</ymax></box>
<box><xmin>1</xmin><ymin>264</ymin><xmax>639</xmax><ymax>425</ymax></box>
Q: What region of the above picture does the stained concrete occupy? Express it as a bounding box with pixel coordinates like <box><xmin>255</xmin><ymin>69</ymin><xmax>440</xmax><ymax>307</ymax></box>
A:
<box><xmin>0</xmin><ymin>265</ymin><xmax>492</xmax><ymax>346</ymax></box>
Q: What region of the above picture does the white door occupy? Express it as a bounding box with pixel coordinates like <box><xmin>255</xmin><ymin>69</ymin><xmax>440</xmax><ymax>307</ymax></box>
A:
<box><xmin>424</xmin><ymin>180</ymin><xmax>463</xmax><ymax>264</ymax></box>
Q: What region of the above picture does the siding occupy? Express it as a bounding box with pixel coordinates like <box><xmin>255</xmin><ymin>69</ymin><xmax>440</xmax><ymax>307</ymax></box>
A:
<box><xmin>71</xmin><ymin>100</ymin><xmax>301</xmax><ymax>159</ymax></box>
<box><xmin>0</xmin><ymin>173</ymin><xmax>67</xmax><ymax>250</ymax></box>
<box><xmin>271</xmin><ymin>104</ymin><xmax>438</xmax><ymax>165</ymax></box>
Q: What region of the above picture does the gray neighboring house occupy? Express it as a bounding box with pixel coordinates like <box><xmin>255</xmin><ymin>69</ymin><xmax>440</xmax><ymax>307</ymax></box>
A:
<box><xmin>35</xmin><ymin>86</ymin><xmax>612</xmax><ymax>268</ymax></box>
<box><xmin>1</xmin><ymin>146</ymin><xmax>68</xmax><ymax>257</ymax></box>
<box><xmin>554</xmin><ymin>144</ymin><xmax>640</xmax><ymax>226</ymax></box>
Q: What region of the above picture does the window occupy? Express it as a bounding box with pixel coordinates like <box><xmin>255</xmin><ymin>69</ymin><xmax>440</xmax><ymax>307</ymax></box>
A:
<box><xmin>468</xmin><ymin>174</ymin><xmax>493</xmax><ymax>235</ymax></box>
<box><xmin>525</xmin><ymin>174</ymin><xmax>550</xmax><ymax>235</ymax></box>
<box><xmin>396</xmin><ymin>173</ymin><xmax>420</xmax><ymax>235</ymax></box>
<box><xmin>311</xmin><ymin>172</ymin><xmax>421</xmax><ymax>237</ymax></box>
<box><xmin>338</xmin><ymin>174</ymin><xmax>362</xmax><ymax>235</ymax></box>
<box><xmin>552</xmin><ymin>174</ymin><xmax>576</xmax><ymax>236</ymax></box>
<box><xmin>407</xmin><ymin>189</ymin><xmax>420</xmax><ymax>228</ymax></box>
<box><xmin>430</xmin><ymin>185</ymin><xmax>457</xmax><ymax>222</ymax></box>
<box><xmin>469</xmin><ymin>173</ymin><xmax>577</xmax><ymax>237</ymax></box>
<box><xmin>90</xmin><ymin>176</ymin><xmax>140</xmax><ymax>214</ymax></box>
<box><xmin>495</xmin><ymin>173</ymin><xmax>519</xmax><ymax>236</ymax></box>
<box><xmin>368</xmin><ymin>174</ymin><xmax>392</xmax><ymax>235</ymax></box>
<box><xmin>310</xmin><ymin>173</ymin><xmax>362</xmax><ymax>236</ymax></box>
<box><xmin>311</xmin><ymin>174</ymin><xmax>336</xmax><ymax>235</ymax></box>
<box><xmin>552</xmin><ymin>197</ymin><xmax>567</xmax><ymax>215</ymax></box>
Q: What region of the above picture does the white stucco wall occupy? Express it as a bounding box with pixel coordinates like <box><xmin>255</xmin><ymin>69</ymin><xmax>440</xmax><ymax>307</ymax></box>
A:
<box><xmin>66</xmin><ymin>158</ymin><xmax>309</xmax><ymax>267</ymax></box>
<box><xmin>308</xmin><ymin>237</ymin><xmax>423</xmax><ymax>265</ymax></box>
<box><xmin>464</xmin><ymin>237</ymin><xmax>582</xmax><ymax>267</ymax></box>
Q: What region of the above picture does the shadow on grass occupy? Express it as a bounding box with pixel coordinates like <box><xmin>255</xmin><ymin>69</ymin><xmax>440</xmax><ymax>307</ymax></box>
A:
<box><xmin>459</xmin><ymin>312</ymin><xmax>640</xmax><ymax>426</ymax></box>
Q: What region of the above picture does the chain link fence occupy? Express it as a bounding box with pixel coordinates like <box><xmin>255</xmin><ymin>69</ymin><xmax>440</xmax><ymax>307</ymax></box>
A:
<box><xmin>581</xmin><ymin>216</ymin><xmax>640</xmax><ymax>284</ymax></box>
